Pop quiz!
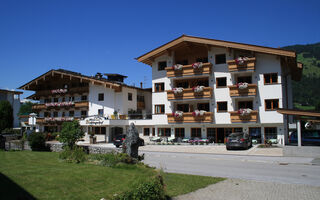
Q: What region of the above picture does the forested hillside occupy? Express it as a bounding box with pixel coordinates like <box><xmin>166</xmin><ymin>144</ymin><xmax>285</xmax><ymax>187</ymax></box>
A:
<box><xmin>282</xmin><ymin>43</ymin><xmax>320</xmax><ymax>110</ymax></box>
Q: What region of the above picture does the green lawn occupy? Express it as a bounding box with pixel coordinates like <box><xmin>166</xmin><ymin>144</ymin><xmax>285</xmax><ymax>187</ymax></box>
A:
<box><xmin>0</xmin><ymin>151</ymin><xmax>224</xmax><ymax>199</ymax></box>
<box><xmin>294</xmin><ymin>103</ymin><xmax>315</xmax><ymax>111</ymax></box>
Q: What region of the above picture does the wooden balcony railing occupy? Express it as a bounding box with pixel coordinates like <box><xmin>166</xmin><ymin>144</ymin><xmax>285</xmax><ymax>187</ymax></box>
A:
<box><xmin>227</xmin><ymin>57</ymin><xmax>256</xmax><ymax>72</ymax></box>
<box><xmin>228</xmin><ymin>84</ymin><xmax>257</xmax><ymax>97</ymax></box>
<box><xmin>32</xmin><ymin>101</ymin><xmax>89</xmax><ymax>110</ymax></box>
<box><xmin>167</xmin><ymin>112</ymin><xmax>213</xmax><ymax>123</ymax></box>
<box><xmin>165</xmin><ymin>63</ymin><xmax>212</xmax><ymax>78</ymax></box>
<box><xmin>34</xmin><ymin>87</ymin><xmax>89</xmax><ymax>97</ymax></box>
<box><xmin>229</xmin><ymin>110</ymin><xmax>258</xmax><ymax>123</ymax></box>
<box><xmin>36</xmin><ymin>117</ymin><xmax>81</xmax><ymax>124</ymax></box>
<box><xmin>137</xmin><ymin>101</ymin><xmax>145</xmax><ymax>109</ymax></box>
<box><xmin>167</xmin><ymin>87</ymin><xmax>213</xmax><ymax>100</ymax></box>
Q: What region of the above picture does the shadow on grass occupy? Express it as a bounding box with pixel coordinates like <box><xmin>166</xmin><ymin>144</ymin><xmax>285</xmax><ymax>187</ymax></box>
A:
<box><xmin>0</xmin><ymin>173</ymin><xmax>36</xmax><ymax>200</ymax></box>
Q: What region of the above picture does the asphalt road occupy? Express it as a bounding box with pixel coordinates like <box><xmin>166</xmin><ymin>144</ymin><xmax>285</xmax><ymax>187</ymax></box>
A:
<box><xmin>142</xmin><ymin>151</ymin><xmax>320</xmax><ymax>186</ymax></box>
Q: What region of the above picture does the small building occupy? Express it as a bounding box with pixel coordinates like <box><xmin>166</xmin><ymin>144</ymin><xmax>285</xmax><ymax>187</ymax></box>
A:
<box><xmin>18</xmin><ymin>69</ymin><xmax>152</xmax><ymax>142</ymax></box>
<box><xmin>0</xmin><ymin>89</ymin><xmax>22</xmax><ymax>128</ymax></box>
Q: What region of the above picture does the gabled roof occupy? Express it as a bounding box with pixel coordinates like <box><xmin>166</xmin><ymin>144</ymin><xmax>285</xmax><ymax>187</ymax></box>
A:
<box><xmin>136</xmin><ymin>35</ymin><xmax>297</xmax><ymax>66</ymax></box>
<box><xmin>18</xmin><ymin>69</ymin><xmax>150</xmax><ymax>92</ymax></box>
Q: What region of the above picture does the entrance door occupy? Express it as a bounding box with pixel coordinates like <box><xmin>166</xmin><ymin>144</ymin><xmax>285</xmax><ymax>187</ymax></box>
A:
<box><xmin>217</xmin><ymin>128</ymin><xmax>225</xmax><ymax>143</ymax></box>
<box><xmin>110</xmin><ymin>127</ymin><xmax>123</xmax><ymax>142</ymax></box>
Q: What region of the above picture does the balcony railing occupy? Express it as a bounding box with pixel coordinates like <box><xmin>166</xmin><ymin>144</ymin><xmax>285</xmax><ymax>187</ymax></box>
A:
<box><xmin>167</xmin><ymin>87</ymin><xmax>213</xmax><ymax>100</ymax></box>
<box><xmin>32</xmin><ymin>101</ymin><xmax>89</xmax><ymax>110</ymax></box>
<box><xmin>34</xmin><ymin>87</ymin><xmax>89</xmax><ymax>97</ymax></box>
<box><xmin>229</xmin><ymin>110</ymin><xmax>258</xmax><ymax>123</ymax></box>
<box><xmin>167</xmin><ymin>112</ymin><xmax>213</xmax><ymax>123</ymax></box>
<box><xmin>227</xmin><ymin>57</ymin><xmax>256</xmax><ymax>72</ymax></box>
<box><xmin>165</xmin><ymin>62</ymin><xmax>212</xmax><ymax>78</ymax></box>
<box><xmin>228</xmin><ymin>84</ymin><xmax>257</xmax><ymax>97</ymax></box>
<box><xmin>36</xmin><ymin>117</ymin><xmax>81</xmax><ymax>124</ymax></box>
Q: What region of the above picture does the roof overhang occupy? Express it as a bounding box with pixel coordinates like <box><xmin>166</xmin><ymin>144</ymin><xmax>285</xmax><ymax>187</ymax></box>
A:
<box><xmin>18</xmin><ymin>70</ymin><xmax>121</xmax><ymax>91</ymax></box>
<box><xmin>136</xmin><ymin>35</ymin><xmax>297</xmax><ymax>66</ymax></box>
<box><xmin>0</xmin><ymin>89</ymin><xmax>23</xmax><ymax>95</ymax></box>
<box><xmin>277</xmin><ymin>108</ymin><xmax>320</xmax><ymax>117</ymax></box>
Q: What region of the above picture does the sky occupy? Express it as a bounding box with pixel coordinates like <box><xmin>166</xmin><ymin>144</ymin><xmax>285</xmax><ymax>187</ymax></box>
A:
<box><xmin>0</xmin><ymin>0</ymin><xmax>319</xmax><ymax>100</ymax></box>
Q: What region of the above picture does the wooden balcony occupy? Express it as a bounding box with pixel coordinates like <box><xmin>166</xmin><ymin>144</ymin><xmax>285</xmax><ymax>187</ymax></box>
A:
<box><xmin>36</xmin><ymin>118</ymin><xmax>44</xmax><ymax>124</ymax></box>
<box><xmin>165</xmin><ymin>63</ymin><xmax>212</xmax><ymax>78</ymax></box>
<box><xmin>227</xmin><ymin>58</ymin><xmax>256</xmax><ymax>72</ymax></box>
<box><xmin>167</xmin><ymin>87</ymin><xmax>213</xmax><ymax>100</ymax></box>
<box><xmin>32</xmin><ymin>101</ymin><xmax>89</xmax><ymax>110</ymax></box>
<box><xmin>137</xmin><ymin>101</ymin><xmax>145</xmax><ymax>109</ymax></box>
<box><xmin>36</xmin><ymin>117</ymin><xmax>81</xmax><ymax>124</ymax></box>
<box><xmin>229</xmin><ymin>110</ymin><xmax>258</xmax><ymax>123</ymax></box>
<box><xmin>167</xmin><ymin>112</ymin><xmax>213</xmax><ymax>123</ymax></box>
<box><xmin>228</xmin><ymin>84</ymin><xmax>257</xmax><ymax>97</ymax></box>
<box><xmin>34</xmin><ymin>87</ymin><xmax>89</xmax><ymax>97</ymax></box>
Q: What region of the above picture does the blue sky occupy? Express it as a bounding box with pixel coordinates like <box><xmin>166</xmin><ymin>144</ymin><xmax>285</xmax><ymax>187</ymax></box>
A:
<box><xmin>0</xmin><ymin>0</ymin><xmax>319</xmax><ymax>99</ymax></box>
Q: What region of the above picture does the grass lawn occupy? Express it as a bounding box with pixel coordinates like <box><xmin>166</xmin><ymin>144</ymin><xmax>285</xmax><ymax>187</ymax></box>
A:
<box><xmin>294</xmin><ymin>103</ymin><xmax>315</xmax><ymax>111</ymax></box>
<box><xmin>0</xmin><ymin>151</ymin><xmax>224</xmax><ymax>199</ymax></box>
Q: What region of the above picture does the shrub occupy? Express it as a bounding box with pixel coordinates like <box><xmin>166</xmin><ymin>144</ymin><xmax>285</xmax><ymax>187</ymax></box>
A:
<box><xmin>89</xmin><ymin>152</ymin><xmax>143</xmax><ymax>167</ymax></box>
<box><xmin>59</xmin><ymin>146</ymin><xmax>87</xmax><ymax>163</ymax></box>
<box><xmin>28</xmin><ymin>132</ymin><xmax>46</xmax><ymax>151</ymax></box>
<box><xmin>58</xmin><ymin>120</ymin><xmax>84</xmax><ymax>149</ymax></box>
<box><xmin>113</xmin><ymin>174</ymin><xmax>165</xmax><ymax>200</ymax></box>
<box><xmin>1</xmin><ymin>128</ymin><xmax>20</xmax><ymax>135</ymax></box>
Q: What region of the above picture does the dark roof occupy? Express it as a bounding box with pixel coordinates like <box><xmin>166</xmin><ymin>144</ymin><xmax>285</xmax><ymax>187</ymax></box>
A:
<box><xmin>104</xmin><ymin>73</ymin><xmax>128</xmax><ymax>78</ymax></box>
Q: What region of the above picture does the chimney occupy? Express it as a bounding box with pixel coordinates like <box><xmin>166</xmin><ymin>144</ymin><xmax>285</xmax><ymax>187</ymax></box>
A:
<box><xmin>140</xmin><ymin>82</ymin><xmax>143</xmax><ymax>88</ymax></box>
<box><xmin>95</xmin><ymin>73</ymin><xmax>103</xmax><ymax>79</ymax></box>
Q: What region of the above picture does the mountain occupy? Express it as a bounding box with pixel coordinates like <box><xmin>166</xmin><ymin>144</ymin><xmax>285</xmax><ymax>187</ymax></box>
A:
<box><xmin>282</xmin><ymin>43</ymin><xmax>320</xmax><ymax>109</ymax></box>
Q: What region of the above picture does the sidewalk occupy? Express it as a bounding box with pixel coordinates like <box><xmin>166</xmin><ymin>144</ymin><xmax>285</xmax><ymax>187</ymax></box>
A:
<box><xmin>140</xmin><ymin>144</ymin><xmax>283</xmax><ymax>156</ymax></box>
<box><xmin>174</xmin><ymin>178</ymin><xmax>320</xmax><ymax>200</ymax></box>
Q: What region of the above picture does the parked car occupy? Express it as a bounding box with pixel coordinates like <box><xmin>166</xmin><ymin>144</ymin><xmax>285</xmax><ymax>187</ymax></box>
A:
<box><xmin>113</xmin><ymin>134</ymin><xmax>145</xmax><ymax>148</ymax></box>
<box><xmin>289</xmin><ymin>130</ymin><xmax>320</xmax><ymax>146</ymax></box>
<box><xmin>226</xmin><ymin>132</ymin><xmax>252</xmax><ymax>150</ymax></box>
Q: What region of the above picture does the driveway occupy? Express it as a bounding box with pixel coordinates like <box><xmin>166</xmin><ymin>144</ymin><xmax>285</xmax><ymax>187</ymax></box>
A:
<box><xmin>174</xmin><ymin>178</ymin><xmax>320</xmax><ymax>200</ymax></box>
<box><xmin>140</xmin><ymin>144</ymin><xmax>283</xmax><ymax>156</ymax></box>
<box><xmin>143</xmin><ymin>151</ymin><xmax>320</xmax><ymax>186</ymax></box>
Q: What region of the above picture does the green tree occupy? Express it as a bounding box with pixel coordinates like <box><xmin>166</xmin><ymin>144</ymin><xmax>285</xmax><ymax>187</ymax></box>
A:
<box><xmin>58</xmin><ymin>120</ymin><xmax>84</xmax><ymax>149</ymax></box>
<box><xmin>18</xmin><ymin>101</ymin><xmax>34</xmax><ymax>116</ymax></box>
<box><xmin>0</xmin><ymin>100</ymin><xmax>13</xmax><ymax>133</ymax></box>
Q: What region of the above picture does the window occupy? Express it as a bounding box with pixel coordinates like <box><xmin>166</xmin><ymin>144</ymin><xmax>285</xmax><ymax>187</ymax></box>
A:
<box><xmin>225</xmin><ymin>127</ymin><xmax>243</xmax><ymax>137</ymax></box>
<box><xmin>154</xmin><ymin>83</ymin><xmax>165</xmax><ymax>92</ymax></box>
<box><xmin>176</xmin><ymin>81</ymin><xmax>189</xmax><ymax>88</ymax></box>
<box><xmin>175</xmin><ymin>128</ymin><xmax>185</xmax><ymax>138</ymax></box>
<box><xmin>265</xmin><ymin>127</ymin><xmax>277</xmax><ymax>140</ymax></box>
<box><xmin>197</xmin><ymin>103</ymin><xmax>209</xmax><ymax>111</ymax></box>
<box><xmin>237</xmin><ymin>76</ymin><xmax>252</xmax><ymax>84</ymax></box>
<box><xmin>196</xmin><ymin>57</ymin><xmax>208</xmax><ymax>63</ymax></box>
<box><xmin>53</xmin><ymin>98</ymin><xmax>58</xmax><ymax>102</ymax></box>
<box><xmin>216</xmin><ymin>77</ymin><xmax>227</xmax><ymax>87</ymax></box>
<box><xmin>53</xmin><ymin>112</ymin><xmax>58</xmax><ymax>117</ymax></box>
<box><xmin>137</xmin><ymin>95</ymin><xmax>145</xmax><ymax>102</ymax></box>
<box><xmin>196</xmin><ymin>79</ymin><xmax>209</xmax><ymax>87</ymax></box>
<box><xmin>44</xmin><ymin>98</ymin><xmax>50</xmax><ymax>103</ymax></box>
<box><xmin>144</xmin><ymin>128</ymin><xmax>150</xmax><ymax>136</ymax></box>
<box><xmin>98</xmin><ymin>93</ymin><xmax>104</xmax><ymax>101</ymax></box>
<box><xmin>44</xmin><ymin>112</ymin><xmax>50</xmax><ymax>117</ymax></box>
<box><xmin>207</xmin><ymin>128</ymin><xmax>216</xmax><ymax>138</ymax></box>
<box><xmin>176</xmin><ymin>60</ymin><xmax>188</xmax><ymax>65</ymax></box>
<box><xmin>217</xmin><ymin>101</ymin><xmax>228</xmax><ymax>112</ymax></box>
<box><xmin>177</xmin><ymin>104</ymin><xmax>189</xmax><ymax>112</ymax></box>
<box><xmin>62</xmin><ymin>112</ymin><xmax>65</xmax><ymax>117</ymax></box>
<box><xmin>158</xmin><ymin>61</ymin><xmax>167</xmax><ymax>71</ymax></box>
<box><xmin>249</xmin><ymin>127</ymin><xmax>261</xmax><ymax>143</ymax></box>
<box><xmin>265</xmin><ymin>99</ymin><xmax>279</xmax><ymax>111</ymax></box>
<box><xmin>98</xmin><ymin>109</ymin><xmax>104</xmax><ymax>116</ymax></box>
<box><xmin>69</xmin><ymin>111</ymin><xmax>74</xmax><ymax>117</ymax></box>
<box><xmin>94</xmin><ymin>127</ymin><xmax>106</xmax><ymax>135</ymax></box>
<box><xmin>215</xmin><ymin>54</ymin><xmax>226</xmax><ymax>64</ymax></box>
<box><xmin>264</xmin><ymin>73</ymin><xmax>278</xmax><ymax>84</ymax></box>
<box><xmin>81</xmin><ymin>95</ymin><xmax>87</xmax><ymax>101</ymax></box>
<box><xmin>69</xmin><ymin>96</ymin><xmax>74</xmax><ymax>101</ymax></box>
<box><xmin>81</xmin><ymin>110</ymin><xmax>87</xmax><ymax>117</ymax></box>
<box><xmin>158</xmin><ymin>128</ymin><xmax>171</xmax><ymax>137</ymax></box>
<box><xmin>152</xmin><ymin>128</ymin><xmax>155</xmax><ymax>136</ymax></box>
<box><xmin>191</xmin><ymin>128</ymin><xmax>202</xmax><ymax>138</ymax></box>
<box><xmin>128</xmin><ymin>93</ymin><xmax>132</xmax><ymax>101</ymax></box>
<box><xmin>155</xmin><ymin>105</ymin><xmax>165</xmax><ymax>114</ymax></box>
<box><xmin>238</xmin><ymin>101</ymin><xmax>253</xmax><ymax>109</ymax></box>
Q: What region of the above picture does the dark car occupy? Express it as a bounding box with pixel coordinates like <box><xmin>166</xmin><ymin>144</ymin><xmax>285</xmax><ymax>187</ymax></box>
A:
<box><xmin>226</xmin><ymin>132</ymin><xmax>252</xmax><ymax>150</ymax></box>
<box><xmin>113</xmin><ymin>134</ymin><xmax>145</xmax><ymax>148</ymax></box>
<box><xmin>289</xmin><ymin>130</ymin><xmax>320</xmax><ymax>146</ymax></box>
